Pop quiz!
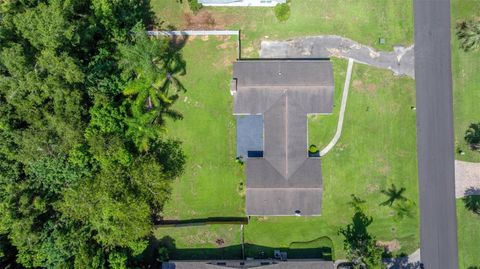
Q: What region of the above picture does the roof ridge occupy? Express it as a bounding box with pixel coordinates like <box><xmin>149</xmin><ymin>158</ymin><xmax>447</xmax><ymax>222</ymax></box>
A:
<box><xmin>264</xmin><ymin>92</ymin><xmax>288</xmax><ymax>177</ymax></box>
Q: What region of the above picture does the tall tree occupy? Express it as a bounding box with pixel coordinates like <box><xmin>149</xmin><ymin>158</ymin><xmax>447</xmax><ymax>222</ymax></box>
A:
<box><xmin>118</xmin><ymin>27</ymin><xmax>186</xmax><ymax>151</ymax></box>
<box><xmin>339</xmin><ymin>195</ymin><xmax>384</xmax><ymax>269</ymax></box>
<box><xmin>462</xmin><ymin>195</ymin><xmax>480</xmax><ymax>215</ymax></box>
<box><xmin>0</xmin><ymin>0</ymin><xmax>185</xmax><ymax>268</ymax></box>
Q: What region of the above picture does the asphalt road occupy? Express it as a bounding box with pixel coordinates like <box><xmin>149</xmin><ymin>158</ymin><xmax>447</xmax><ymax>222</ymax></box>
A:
<box><xmin>414</xmin><ymin>0</ymin><xmax>459</xmax><ymax>268</ymax></box>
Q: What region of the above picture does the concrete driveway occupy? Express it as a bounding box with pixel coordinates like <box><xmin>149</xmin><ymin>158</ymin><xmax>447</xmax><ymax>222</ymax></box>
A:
<box><xmin>260</xmin><ymin>35</ymin><xmax>414</xmax><ymax>78</ymax></box>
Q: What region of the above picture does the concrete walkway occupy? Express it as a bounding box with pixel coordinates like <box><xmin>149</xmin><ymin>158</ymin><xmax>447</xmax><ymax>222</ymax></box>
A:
<box><xmin>320</xmin><ymin>58</ymin><xmax>354</xmax><ymax>156</ymax></box>
<box><xmin>455</xmin><ymin>160</ymin><xmax>480</xmax><ymax>198</ymax></box>
<box><xmin>260</xmin><ymin>35</ymin><xmax>414</xmax><ymax>78</ymax></box>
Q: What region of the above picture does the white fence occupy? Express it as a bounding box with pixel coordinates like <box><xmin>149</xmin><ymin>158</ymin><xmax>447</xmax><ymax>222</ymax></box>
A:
<box><xmin>147</xmin><ymin>30</ymin><xmax>240</xmax><ymax>36</ymax></box>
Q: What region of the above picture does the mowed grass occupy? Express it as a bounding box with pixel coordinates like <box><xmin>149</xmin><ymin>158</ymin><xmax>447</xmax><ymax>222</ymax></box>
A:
<box><xmin>456</xmin><ymin>199</ymin><xmax>480</xmax><ymax>269</ymax></box>
<box><xmin>451</xmin><ymin>0</ymin><xmax>480</xmax><ymax>162</ymax></box>
<box><xmin>245</xmin><ymin>63</ymin><xmax>419</xmax><ymax>258</ymax></box>
<box><xmin>152</xmin><ymin>0</ymin><xmax>413</xmax><ymax>56</ymax></box>
<box><xmin>154</xmin><ymin>224</ymin><xmax>242</xmax><ymax>259</ymax></box>
<box><xmin>161</xmin><ymin>36</ymin><xmax>245</xmax><ymax>219</ymax></box>
<box><xmin>308</xmin><ymin>59</ymin><xmax>347</xmax><ymax>150</ymax></box>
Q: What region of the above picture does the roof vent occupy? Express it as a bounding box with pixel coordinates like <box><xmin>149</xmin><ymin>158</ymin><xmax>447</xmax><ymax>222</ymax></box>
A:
<box><xmin>230</xmin><ymin>79</ymin><xmax>237</xmax><ymax>96</ymax></box>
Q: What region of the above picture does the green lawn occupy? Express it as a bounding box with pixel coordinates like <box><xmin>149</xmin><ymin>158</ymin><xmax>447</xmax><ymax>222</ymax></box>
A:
<box><xmin>153</xmin><ymin>0</ymin><xmax>413</xmax><ymax>56</ymax></box>
<box><xmin>154</xmin><ymin>224</ymin><xmax>242</xmax><ymax>260</ymax></box>
<box><xmin>244</xmin><ymin>62</ymin><xmax>419</xmax><ymax>258</ymax></box>
<box><xmin>150</xmin><ymin>0</ymin><xmax>480</xmax><ymax>264</ymax></box>
<box><xmin>451</xmin><ymin>2</ymin><xmax>480</xmax><ymax>267</ymax></box>
<box><xmin>457</xmin><ymin>199</ymin><xmax>480</xmax><ymax>269</ymax></box>
<box><xmin>451</xmin><ymin>0</ymin><xmax>480</xmax><ymax>162</ymax></box>
<box><xmin>161</xmin><ymin>36</ymin><xmax>245</xmax><ymax>219</ymax></box>
<box><xmin>155</xmin><ymin>37</ymin><xmax>419</xmax><ymax>259</ymax></box>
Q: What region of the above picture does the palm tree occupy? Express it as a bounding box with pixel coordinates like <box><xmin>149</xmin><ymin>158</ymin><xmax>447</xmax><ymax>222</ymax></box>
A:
<box><xmin>465</xmin><ymin>123</ymin><xmax>480</xmax><ymax>150</ymax></box>
<box><xmin>392</xmin><ymin>200</ymin><xmax>415</xmax><ymax>221</ymax></box>
<box><xmin>456</xmin><ymin>20</ymin><xmax>480</xmax><ymax>52</ymax></box>
<box><xmin>463</xmin><ymin>195</ymin><xmax>480</xmax><ymax>215</ymax></box>
<box><xmin>380</xmin><ymin>184</ymin><xmax>407</xmax><ymax>206</ymax></box>
<box><xmin>119</xmin><ymin>25</ymin><xmax>186</xmax><ymax>126</ymax></box>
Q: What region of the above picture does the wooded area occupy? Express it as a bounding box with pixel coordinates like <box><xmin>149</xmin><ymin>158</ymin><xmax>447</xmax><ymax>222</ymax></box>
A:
<box><xmin>0</xmin><ymin>1</ymin><xmax>185</xmax><ymax>268</ymax></box>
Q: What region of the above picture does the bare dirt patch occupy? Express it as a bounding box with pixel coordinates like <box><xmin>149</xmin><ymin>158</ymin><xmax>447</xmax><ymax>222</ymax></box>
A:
<box><xmin>216</xmin><ymin>41</ymin><xmax>234</xmax><ymax>50</ymax></box>
<box><xmin>366</xmin><ymin>183</ymin><xmax>380</xmax><ymax>193</ymax></box>
<box><xmin>352</xmin><ymin>79</ymin><xmax>363</xmax><ymax>89</ymax></box>
<box><xmin>377</xmin><ymin>239</ymin><xmax>401</xmax><ymax>252</ymax></box>
<box><xmin>182</xmin><ymin>10</ymin><xmax>232</xmax><ymax>30</ymax></box>
<box><xmin>352</xmin><ymin>79</ymin><xmax>377</xmax><ymax>94</ymax></box>
<box><xmin>367</xmin><ymin>83</ymin><xmax>377</xmax><ymax>92</ymax></box>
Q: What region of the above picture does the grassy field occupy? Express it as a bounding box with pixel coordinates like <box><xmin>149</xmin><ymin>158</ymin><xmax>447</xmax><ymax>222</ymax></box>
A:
<box><xmin>152</xmin><ymin>0</ymin><xmax>413</xmax><ymax>56</ymax></box>
<box><xmin>244</xmin><ymin>62</ymin><xmax>419</xmax><ymax>258</ymax></box>
<box><xmin>161</xmin><ymin>36</ymin><xmax>245</xmax><ymax>219</ymax></box>
<box><xmin>451</xmin><ymin>2</ymin><xmax>480</xmax><ymax>268</ymax></box>
<box><xmin>154</xmin><ymin>224</ymin><xmax>242</xmax><ymax>259</ymax></box>
<box><xmin>451</xmin><ymin>0</ymin><xmax>480</xmax><ymax>162</ymax></box>
<box><xmin>457</xmin><ymin>199</ymin><xmax>480</xmax><ymax>269</ymax></box>
<box><xmin>155</xmin><ymin>37</ymin><xmax>419</xmax><ymax>259</ymax></box>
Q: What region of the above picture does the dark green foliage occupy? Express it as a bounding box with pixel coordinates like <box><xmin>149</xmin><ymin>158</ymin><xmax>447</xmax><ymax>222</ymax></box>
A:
<box><xmin>157</xmin><ymin>247</ymin><xmax>169</xmax><ymax>262</ymax></box>
<box><xmin>456</xmin><ymin>20</ymin><xmax>480</xmax><ymax>52</ymax></box>
<box><xmin>339</xmin><ymin>196</ymin><xmax>384</xmax><ymax>269</ymax></box>
<box><xmin>188</xmin><ymin>0</ymin><xmax>203</xmax><ymax>13</ymax></box>
<box><xmin>463</xmin><ymin>195</ymin><xmax>480</xmax><ymax>215</ymax></box>
<box><xmin>391</xmin><ymin>200</ymin><xmax>416</xmax><ymax>221</ymax></box>
<box><xmin>309</xmin><ymin>144</ymin><xmax>319</xmax><ymax>154</ymax></box>
<box><xmin>465</xmin><ymin>123</ymin><xmax>480</xmax><ymax>150</ymax></box>
<box><xmin>0</xmin><ymin>0</ymin><xmax>185</xmax><ymax>268</ymax></box>
<box><xmin>380</xmin><ymin>184</ymin><xmax>407</xmax><ymax>207</ymax></box>
<box><xmin>274</xmin><ymin>2</ymin><xmax>291</xmax><ymax>22</ymax></box>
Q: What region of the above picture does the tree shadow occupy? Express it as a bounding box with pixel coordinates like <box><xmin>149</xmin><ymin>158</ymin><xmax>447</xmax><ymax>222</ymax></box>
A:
<box><xmin>464</xmin><ymin>187</ymin><xmax>480</xmax><ymax>196</ymax></box>
<box><xmin>149</xmin><ymin>236</ymin><xmax>333</xmax><ymax>261</ymax></box>
<box><xmin>462</xmin><ymin>191</ymin><xmax>480</xmax><ymax>215</ymax></box>
<box><xmin>384</xmin><ymin>258</ymin><xmax>422</xmax><ymax>269</ymax></box>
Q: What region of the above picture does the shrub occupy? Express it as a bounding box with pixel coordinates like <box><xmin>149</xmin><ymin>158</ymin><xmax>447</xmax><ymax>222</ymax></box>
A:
<box><xmin>188</xmin><ymin>0</ymin><xmax>203</xmax><ymax>13</ymax></box>
<box><xmin>157</xmin><ymin>246</ymin><xmax>169</xmax><ymax>262</ymax></box>
<box><xmin>274</xmin><ymin>2</ymin><xmax>290</xmax><ymax>22</ymax></box>
<box><xmin>465</xmin><ymin>123</ymin><xmax>480</xmax><ymax>150</ymax></box>
<box><xmin>456</xmin><ymin>20</ymin><xmax>480</xmax><ymax>52</ymax></box>
<box><xmin>309</xmin><ymin>144</ymin><xmax>319</xmax><ymax>154</ymax></box>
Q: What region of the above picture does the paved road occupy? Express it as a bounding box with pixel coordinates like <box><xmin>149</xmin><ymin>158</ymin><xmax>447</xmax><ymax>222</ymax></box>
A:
<box><xmin>414</xmin><ymin>0</ymin><xmax>458</xmax><ymax>268</ymax></box>
<box><xmin>260</xmin><ymin>35</ymin><xmax>414</xmax><ymax>78</ymax></box>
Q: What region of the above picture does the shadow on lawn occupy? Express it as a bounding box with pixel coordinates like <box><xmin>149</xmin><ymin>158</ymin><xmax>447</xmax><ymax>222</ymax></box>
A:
<box><xmin>154</xmin><ymin>217</ymin><xmax>249</xmax><ymax>227</ymax></box>
<box><xmin>146</xmin><ymin>236</ymin><xmax>333</xmax><ymax>261</ymax></box>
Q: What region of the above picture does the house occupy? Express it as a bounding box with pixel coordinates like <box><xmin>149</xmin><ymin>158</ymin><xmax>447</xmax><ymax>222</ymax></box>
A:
<box><xmin>198</xmin><ymin>0</ymin><xmax>286</xmax><ymax>7</ymax></box>
<box><xmin>232</xmin><ymin>60</ymin><xmax>334</xmax><ymax>216</ymax></box>
<box><xmin>162</xmin><ymin>260</ymin><xmax>334</xmax><ymax>269</ymax></box>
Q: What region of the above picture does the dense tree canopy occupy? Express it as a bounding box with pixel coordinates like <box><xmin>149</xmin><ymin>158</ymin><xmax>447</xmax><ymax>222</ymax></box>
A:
<box><xmin>0</xmin><ymin>1</ymin><xmax>185</xmax><ymax>268</ymax></box>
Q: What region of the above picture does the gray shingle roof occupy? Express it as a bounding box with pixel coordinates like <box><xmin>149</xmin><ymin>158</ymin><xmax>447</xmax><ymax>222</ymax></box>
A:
<box><xmin>232</xmin><ymin>60</ymin><xmax>334</xmax><ymax>216</ymax></box>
